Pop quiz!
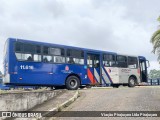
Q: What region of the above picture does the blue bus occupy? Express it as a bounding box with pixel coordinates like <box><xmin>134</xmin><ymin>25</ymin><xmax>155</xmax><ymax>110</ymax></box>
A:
<box><xmin>3</xmin><ymin>38</ymin><xmax>149</xmax><ymax>90</ymax></box>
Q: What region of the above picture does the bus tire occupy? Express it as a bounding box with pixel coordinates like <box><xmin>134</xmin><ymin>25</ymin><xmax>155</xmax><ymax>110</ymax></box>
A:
<box><xmin>66</xmin><ymin>76</ymin><xmax>80</xmax><ymax>90</ymax></box>
<box><xmin>128</xmin><ymin>77</ymin><xmax>136</xmax><ymax>87</ymax></box>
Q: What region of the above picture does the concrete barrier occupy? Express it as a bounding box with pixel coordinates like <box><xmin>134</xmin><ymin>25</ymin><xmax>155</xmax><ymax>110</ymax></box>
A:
<box><xmin>0</xmin><ymin>90</ymin><xmax>62</xmax><ymax>111</ymax></box>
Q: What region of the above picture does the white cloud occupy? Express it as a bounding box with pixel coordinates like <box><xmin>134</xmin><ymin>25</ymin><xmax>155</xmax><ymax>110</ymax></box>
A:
<box><xmin>148</xmin><ymin>61</ymin><xmax>160</xmax><ymax>71</ymax></box>
<box><xmin>0</xmin><ymin>0</ymin><xmax>160</xmax><ymax>73</ymax></box>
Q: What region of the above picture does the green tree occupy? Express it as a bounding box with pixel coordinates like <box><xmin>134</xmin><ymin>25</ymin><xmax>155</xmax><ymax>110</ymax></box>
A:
<box><xmin>150</xmin><ymin>16</ymin><xmax>160</xmax><ymax>60</ymax></box>
<box><xmin>149</xmin><ymin>69</ymin><xmax>160</xmax><ymax>79</ymax></box>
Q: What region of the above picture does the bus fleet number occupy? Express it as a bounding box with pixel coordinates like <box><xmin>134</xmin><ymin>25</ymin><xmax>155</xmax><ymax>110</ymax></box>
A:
<box><xmin>20</xmin><ymin>65</ymin><xmax>34</xmax><ymax>70</ymax></box>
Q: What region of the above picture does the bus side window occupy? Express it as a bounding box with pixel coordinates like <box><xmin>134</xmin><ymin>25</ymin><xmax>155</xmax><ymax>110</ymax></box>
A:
<box><xmin>43</xmin><ymin>47</ymin><xmax>65</xmax><ymax>63</ymax></box>
<box><xmin>43</xmin><ymin>46</ymin><xmax>53</xmax><ymax>63</ymax></box>
<box><xmin>33</xmin><ymin>45</ymin><xmax>42</xmax><ymax>62</ymax></box>
<box><xmin>27</xmin><ymin>56</ymin><xmax>33</xmax><ymax>61</ymax></box>
<box><xmin>87</xmin><ymin>55</ymin><xmax>92</xmax><ymax>67</ymax></box>
<box><xmin>109</xmin><ymin>61</ymin><xmax>116</xmax><ymax>67</ymax></box>
<box><xmin>54</xmin><ymin>56</ymin><xmax>65</xmax><ymax>63</ymax></box>
<box><xmin>67</xmin><ymin>57</ymin><xmax>75</xmax><ymax>64</ymax></box>
<box><xmin>67</xmin><ymin>49</ymin><xmax>84</xmax><ymax>65</ymax></box>
<box><xmin>15</xmin><ymin>42</ymin><xmax>23</xmax><ymax>52</ymax></box>
<box><xmin>15</xmin><ymin>42</ymin><xmax>42</xmax><ymax>62</ymax></box>
<box><xmin>128</xmin><ymin>56</ymin><xmax>138</xmax><ymax>69</ymax></box>
<box><xmin>116</xmin><ymin>55</ymin><xmax>127</xmax><ymax>68</ymax></box>
<box><xmin>95</xmin><ymin>62</ymin><xmax>100</xmax><ymax>67</ymax></box>
<box><xmin>15</xmin><ymin>53</ymin><xmax>33</xmax><ymax>61</ymax></box>
<box><xmin>22</xmin><ymin>54</ymin><xmax>32</xmax><ymax>61</ymax></box>
<box><xmin>94</xmin><ymin>58</ymin><xmax>100</xmax><ymax>68</ymax></box>
<box><xmin>43</xmin><ymin>56</ymin><xmax>52</xmax><ymax>63</ymax></box>
<box><xmin>34</xmin><ymin>54</ymin><xmax>41</xmax><ymax>62</ymax></box>
<box><xmin>43</xmin><ymin>57</ymin><xmax>48</xmax><ymax>62</ymax></box>
<box><xmin>103</xmin><ymin>54</ymin><xmax>115</xmax><ymax>67</ymax></box>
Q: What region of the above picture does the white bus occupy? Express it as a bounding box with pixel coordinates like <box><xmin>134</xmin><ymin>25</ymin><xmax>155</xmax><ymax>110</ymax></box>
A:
<box><xmin>102</xmin><ymin>54</ymin><xmax>150</xmax><ymax>87</ymax></box>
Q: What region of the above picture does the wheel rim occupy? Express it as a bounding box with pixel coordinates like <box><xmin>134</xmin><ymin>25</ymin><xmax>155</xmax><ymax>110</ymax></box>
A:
<box><xmin>130</xmin><ymin>79</ymin><xmax>135</xmax><ymax>85</ymax></box>
<box><xmin>70</xmin><ymin>79</ymin><xmax>77</xmax><ymax>88</ymax></box>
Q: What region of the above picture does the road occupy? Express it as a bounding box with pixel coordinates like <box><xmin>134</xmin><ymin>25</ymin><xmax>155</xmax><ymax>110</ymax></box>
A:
<box><xmin>54</xmin><ymin>86</ymin><xmax>160</xmax><ymax>120</ymax></box>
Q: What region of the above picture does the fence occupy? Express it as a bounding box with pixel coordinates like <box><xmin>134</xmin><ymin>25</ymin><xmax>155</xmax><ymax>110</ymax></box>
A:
<box><xmin>148</xmin><ymin>78</ymin><xmax>160</xmax><ymax>85</ymax></box>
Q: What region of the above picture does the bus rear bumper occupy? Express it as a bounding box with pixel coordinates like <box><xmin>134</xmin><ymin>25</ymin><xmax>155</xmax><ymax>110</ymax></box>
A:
<box><xmin>3</xmin><ymin>74</ymin><xmax>10</xmax><ymax>84</ymax></box>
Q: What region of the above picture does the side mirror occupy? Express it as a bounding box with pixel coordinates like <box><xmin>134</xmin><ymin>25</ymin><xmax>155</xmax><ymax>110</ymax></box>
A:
<box><xmin>146</xmin><ymin>60</ymin><xmax>150</xmax><ymax>68</ymax></box>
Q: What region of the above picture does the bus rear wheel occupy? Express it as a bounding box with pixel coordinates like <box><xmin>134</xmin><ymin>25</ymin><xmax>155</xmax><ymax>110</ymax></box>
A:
<box><xmin>128</xmin><ymin>77</ymin><xmax>136</xmax><ymax>87</ymax></box>
<box><xmin>66</xmin><ymin>76</ymin><xmax>80</xmax><ymax>90</ymax></box>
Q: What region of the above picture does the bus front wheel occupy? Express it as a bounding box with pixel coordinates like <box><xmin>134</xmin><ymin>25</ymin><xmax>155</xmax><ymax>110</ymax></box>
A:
<box><xmin>66</xmin><ymin>76</ymin><xmax>80</xmax><ymax>90</ymax></box>
<box><xmin>128</xmin><ymin>77</ymin><xmax>136</xmax><ymax>87</ymax></box>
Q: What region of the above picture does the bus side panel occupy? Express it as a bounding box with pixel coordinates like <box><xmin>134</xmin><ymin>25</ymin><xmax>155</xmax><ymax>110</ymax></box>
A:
<box><xmin>101</xmin><ymin>66</ymin><xmax>112</xmax><ymax>84</ymax></box>
<box><xmin>15</xmin><ymin>62</ymin><xmax>54</xmax><ymax>85</ymax></box>
<box><xmin>118</xmin><ymin>68</ymin><xmax>140</xmax><ymax>84</ymax></box>
<box><xmin>10</xmin><ymin>62</ymin><xmax>90</xmax><ymax>86</ymax></box>
<box><xmin>58</xmin><ymin>64</ymin><xmax>90</xmax><ymax>85</ymax></box>
<box><xmin>7</xmin><ymin>38</ymin><xmax>98</xmax><ymax>86</ymax></box>
<box><xmin>104</xmin><ymin>67</ymin><xmax>119</xmax><ymax>84</ymax></box>
<box><xmin>129</xmin><ymin>69</ymin><xmax>140</xmax><ymax>83</ymax></box>
<box><xmin>118</xmin><ymin>68</ymin><xmax>130</xmax><ymax>83</ymax></box>
<box><xmin>105</xmin><ymin>67</ymin><xmax>140</xmax><ymax>84</ymax></box>
<box><xmin>7</xmin><ymin>39</ymin><xmax>54</xmax><ymax>85</ymax></box>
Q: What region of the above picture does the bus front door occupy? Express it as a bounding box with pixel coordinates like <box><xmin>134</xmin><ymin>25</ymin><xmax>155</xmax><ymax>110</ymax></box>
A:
<box><xmin>87</xmin><ymin>54</ymin><xmax>101</xmax><ymax>85</ymax></box>
<box><xmin>139</xmin><ymin>60</ymin><xmax>148</xmax><ymax>82</ymax></box>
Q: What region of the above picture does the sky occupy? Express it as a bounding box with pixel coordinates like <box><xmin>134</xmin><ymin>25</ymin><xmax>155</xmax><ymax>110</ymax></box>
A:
<box><xmin>0</xmin><ymin>0</ymin><xmax>160</xmax><ymax>72</ymax></box>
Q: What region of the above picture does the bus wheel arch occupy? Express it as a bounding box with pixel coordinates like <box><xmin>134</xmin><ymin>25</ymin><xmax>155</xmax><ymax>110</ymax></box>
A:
<box><xmin>65</xmin><ymin>74</ymin><xmax>81</xmax><ymax>90</ymax></box>
<box><xmin>128</xmin><ymin>75</ymin><xmax>137</xmax><ymax>87</ymax></box>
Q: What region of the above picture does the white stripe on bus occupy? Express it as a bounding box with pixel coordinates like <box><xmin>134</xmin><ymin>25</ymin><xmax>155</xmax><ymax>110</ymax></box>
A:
<box><xmin>94</xmin><ymin>68</ymin><xmax>100</xmax><ymax>83</ymax></box>
<box><xmin>102</xmin><ymin>68</ymin><xmax>111</xmax><ymax>84</ymax></box>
